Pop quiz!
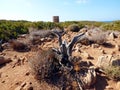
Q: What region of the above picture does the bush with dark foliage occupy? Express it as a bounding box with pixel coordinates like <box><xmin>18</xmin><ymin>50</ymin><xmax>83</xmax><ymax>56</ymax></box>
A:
<box><xmin>67</xmin><ymin>24</ymin><xmax>80</xmax><ymax>32</ymax></box>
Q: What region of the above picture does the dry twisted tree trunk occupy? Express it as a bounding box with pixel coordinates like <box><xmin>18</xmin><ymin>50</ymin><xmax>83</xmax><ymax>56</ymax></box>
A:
<box><xmin>52</xmin><ymin>30</ymin><xmax>86</xmax><ymax>66</ymax></box>
<box><xmin>29</xmin><ymin>29</ymin><xmax>97</xmax><ymax>90</ymax></box>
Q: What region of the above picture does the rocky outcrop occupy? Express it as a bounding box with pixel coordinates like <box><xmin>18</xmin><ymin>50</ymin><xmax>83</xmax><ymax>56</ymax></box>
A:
<box><xmin>96</xmin><ymin>54</ymin><xmax>120</xmax><ymax>68</ymax></box>
<box><xmin>116</xmin><ymin>82</ymin><xmax>120</xmax><ymax>90</ymax></box>
<box><xmin>107</xmin><ymin>32</ymin><xmax>116</xmax><ymax>40</ymax></box>
<box><xmin>0</xmin><ymin>56</ymin><xmax>12</xmax><ymax>65</ymax></box>
<box><xmin>115</xmin><ymin>44</ymin><xmax>120</xmax><ymax>51</ymax></box>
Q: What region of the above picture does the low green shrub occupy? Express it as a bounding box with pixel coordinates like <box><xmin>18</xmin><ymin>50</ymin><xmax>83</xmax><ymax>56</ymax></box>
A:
<box><xmin>67</xmin><ymin>24</ymin><xmax>80</xmax><ymax>32</ymax></box>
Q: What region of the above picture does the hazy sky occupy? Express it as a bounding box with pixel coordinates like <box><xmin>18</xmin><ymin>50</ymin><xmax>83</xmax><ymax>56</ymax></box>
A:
<box><xmin>0</xmin><ymin>0</ymin><xmax>120</xmax><ymax>21</ymax></box>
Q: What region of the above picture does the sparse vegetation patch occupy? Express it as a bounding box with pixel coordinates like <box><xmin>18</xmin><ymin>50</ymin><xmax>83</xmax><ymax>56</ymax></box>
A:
<box><xmin>104</xmin><ymin>66</ymin><xmax>120</xmax><ymax>81</ymax></box>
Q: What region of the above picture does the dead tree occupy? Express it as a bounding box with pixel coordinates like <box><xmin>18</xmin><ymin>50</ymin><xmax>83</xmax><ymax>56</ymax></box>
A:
<box><xmin>51</xmin><ymin>31</ymin><xmax>91</xmax><ymax>90</ymax></box>
<box><xmin>29</xmin><ymin>30</ymin><xmax>97</xmax><ymax>90</ymax></box>
<box><xmin>52</xmin><ymin>30</ymin><xmax>86</xmax><ymax>66</ymax></box>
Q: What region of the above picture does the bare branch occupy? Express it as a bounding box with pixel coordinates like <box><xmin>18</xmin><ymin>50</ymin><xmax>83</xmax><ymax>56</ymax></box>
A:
<box><xmin>52</xmin><ymin>30</ymin><xmax>62</xmax><ymax>46</ymax></box>
<box><xmin>67</xmin><ymin>32</ymin><xmax>86</xmax><ymax>56</ymax></box>
<box><xmin>52</xmin><ymin>30</ymin><xmax>69</xmax><ymax>59</ymax></box>
<box><xmin>60</xmin><ymin>40</ymin><xmax>67</xmax><ymax>55</ymax></box>
<box><xmin>0</xmin><ymin>39</ymin><xmax>3</xmax><ymax>44</ymax></box>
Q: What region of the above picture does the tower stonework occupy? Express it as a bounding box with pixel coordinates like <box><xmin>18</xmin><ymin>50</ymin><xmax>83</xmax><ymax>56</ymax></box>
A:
<box><xmin>53</xmin><ymin>16</ymin><xmax>59</xmax><ymax>23</ymax></box>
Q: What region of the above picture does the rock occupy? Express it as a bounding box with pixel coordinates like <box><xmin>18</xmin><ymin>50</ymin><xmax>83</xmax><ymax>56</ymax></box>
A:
<box><xmin>75</xmin><ymin>43</ymin><xmax>82</xmax><ymax>52</ymax></box>
<box><xmin>15</xmin><ymin>86</ymin><xmax>22</xmax><ymax>90</ymax></box>
<box><xmin>96</xmin><ymin>55</ymin><xmax>113</xmax><ymax>67</ymax></box>
<box><xmin>79</xmin><ymin>27</ymin><xmax>88</xmax><ymax>33</ymax></box>
<box><xmin>40</xmin><ymin>38</ymin><xmax>45</xmax><ymax>41</ymax></box>
<box><xmin>108</xmin><ymin>32</ymin><xmax>116</xmax><ymax>40</ymax></box>
<box><xmin>118</xmin><ymin>34</ymin><xmax>120</xmax><ymax>39</ymax></box>
<box><xmin>79</xmin><ymin>61</ymin><xmax>93</xmax><ymax>67</ymax></box>
<box><xmin>100</xmin><ymin>49</ymin><xmax>106</xmax><ymax>54</ymax></box>
<box><xmin>27</xmin><ymin>86</ymin><xmax>33</xmax><ymax>90</ymax></box>
<box><xmin>91</xmin><ymin>44</ymin><xmax>100</xmax><ymax>48</ymax></box>
<box><xmin>1</xmin><ymin>80</ymin><xmax>5</xmax><ymax>83</ymax></box>
<box><xmin>22</xmin><ymin>82</ymin><xmax>33</xmax><ymax>90</ymax></box>
<box><xmin>106</xmin><ymin>85</ymin><xmax>113</xmax><ymax>90</ymax></box>
<box><xmin>21</xmin><ymin>82</ymin><xmax>26</xmax><ymax>87</ymax></box>
<box><xmin>1</xmin><ymin>43</ymin><xmax>11</xmax><ymax>50</ymax></box>
<box><xmin>46</xmin><ymin>37</ymin><xmax>52</xmax><ymax>42</ymax></box>
<box><xmin>0</xmin><ymin>52</ymin><xmax>6</xmax><ymax>56</ymax></box>
<box><xmin>0</xmin><ymin>56</ymin><xmax>12</xmax><ymax>65</ymax></box>
<box><xmin>15</xmin><ymin>82</ymin><xmax>27</xmax><ymax>90</ymax></box>
<box><xmin>115</xmin><ymin>44</ymin><xmax>120</xmax><ymax>51</ymax></box>
<box><xmin>111</xmin><ymin>51</ymin><xmax>116</xmax><ymax>56</ymax></box>
<box><xmin>96</xmin><ymin>54</ymin><xmax>120</xmax><ymax>68</ymax></box>
<box><xmin>81</xmin><ymin>51</ymin><xmax>92</xmax><ymax>59</ymax></box>
<box><xmin>83</xmin><ymin>66</ymin><xmax>96</xmax><ymax>88</ymax></box>
<box><xmin>25</xmin><ymin>71</ymin><xmax>30</xmax><ymax>76</ymax></box>
<box><xmin>116</xmin><ymin>82</ymin><xmax>120</xmax><ymax>90</ymax></box>
<box><xmin>112</xmin><ymin>59</ymin><xmax>120</xmax><ymax>66</ymax></box>
<box><xmin>98</xmin><ymin>47</ymin><xmax>102</xmax><ymax>50</ymax></box>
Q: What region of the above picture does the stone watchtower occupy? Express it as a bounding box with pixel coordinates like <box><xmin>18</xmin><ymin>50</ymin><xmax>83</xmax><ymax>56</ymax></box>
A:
<box><xmin>53</xmin><ymin>16</ymin><xmax>59</xmax><ymax>23</ymax></box>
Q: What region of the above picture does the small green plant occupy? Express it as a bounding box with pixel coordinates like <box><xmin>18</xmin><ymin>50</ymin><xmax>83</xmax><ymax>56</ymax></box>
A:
<box><xmin>104</xmin><ymin>66</ymin><xmax>120</xmax><ymax>81</ymax></box>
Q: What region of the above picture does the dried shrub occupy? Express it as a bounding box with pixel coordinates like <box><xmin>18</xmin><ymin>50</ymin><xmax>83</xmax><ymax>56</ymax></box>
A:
<box><xmin>28</xmin><ymin>29</ymin><xmax>63</xmax><ymax>45</ymax></box>
<box><xmin>87</xmin><ymin>31</ymin><xmax>107</xmax><ymax>45</ymax></box>
<box><xmin>77</xmin><ymin>37</ymin><xmax>90</xmax><ymax>45</ymax></box>
<box><xmin>29</xmin><ymin>49</ymin><xmax>96</xmax><ymax>89</ymax></box>
<box><xmin>67</xmin><ymin>24</ymin><xmax>80</xmax><ymax>32</ymax></box>
<box><xmin>29</xmin><ymin>49</ymin><xmax>62</xmax><ymax>85</ymax></box>
<box><xmin>9</xmin><ymin>40</ymin><xmax>30</xmax><ymax>52</ymax></box>
<box><xmin>104</xmin><ymin>66</ymin><xmax>120</xmax><ymax>81</ymax></box>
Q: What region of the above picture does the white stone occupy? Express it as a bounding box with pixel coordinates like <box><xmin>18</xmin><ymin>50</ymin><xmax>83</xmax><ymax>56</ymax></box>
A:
<box><xmin>115</xmin><ymin>45</ymin><xmax>120</xmax><ymax>51</ymax></box>
<box><xmin>82</xmin><ymin>51</ymin><xmax>91</xmax><ymax>59</ymax></box>
<box><xmin>116</xmin><ymin>82</ymin><xmax>120</xmax><ymax>90</ymax></box>
<box><xmin>108</xmin><ymin>32</ymin><xmax>115</xmax><ymax>40</ymax></box>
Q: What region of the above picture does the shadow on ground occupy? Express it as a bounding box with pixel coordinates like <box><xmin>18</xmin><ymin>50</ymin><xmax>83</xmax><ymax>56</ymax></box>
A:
<box><xmin>95</xmin><ymin>75</ymin><xmax>109</xmax><ymax>90</ymax></box>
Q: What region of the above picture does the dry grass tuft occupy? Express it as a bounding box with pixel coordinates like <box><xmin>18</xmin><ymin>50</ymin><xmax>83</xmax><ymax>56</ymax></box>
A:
<box><xmin>9</xmin><ymin>40</ymin><xmax>30</xmax><ymax>52</ymax></box>
<box><xmin>104</xmin><ymin>66</ymin><xmax>120</xmax><ymax>81</ymax></box>
<box><xmin>29</xmin><ymin>49</ymin><xmax>62</xmax><ymax>86</ymax></box>
<box><xmin>86</xmin><ymin>30</ymin><xmax>107</xmax><ymax>45</ymax></box>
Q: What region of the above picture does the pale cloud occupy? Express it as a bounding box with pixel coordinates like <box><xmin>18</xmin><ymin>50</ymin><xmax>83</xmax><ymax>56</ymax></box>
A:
<box><xmin>76</xmin><ymin>0</ymin><xmax>88</xmax><ymax>4</ymax></box>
